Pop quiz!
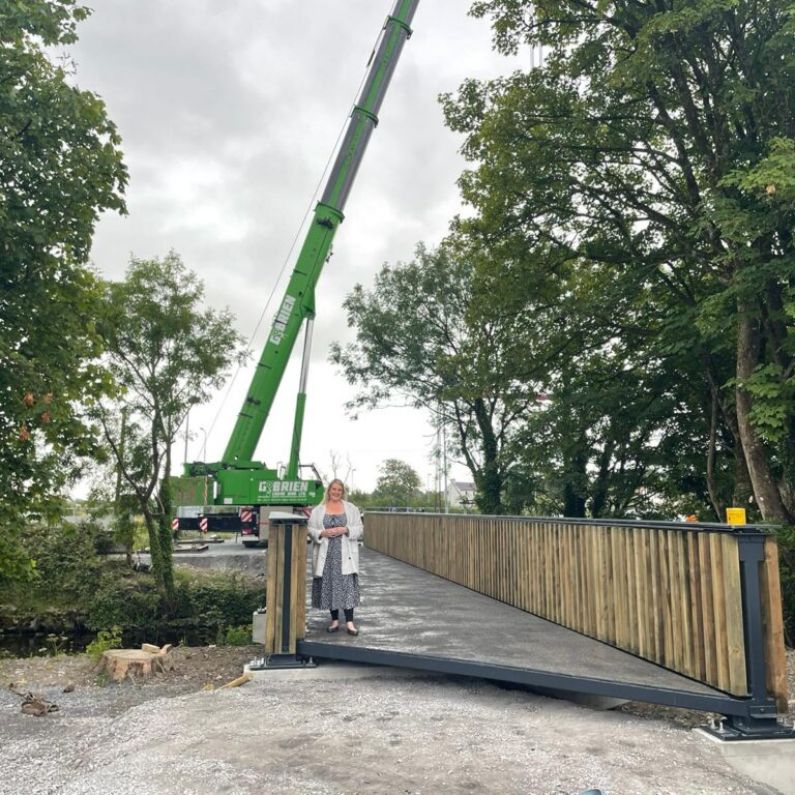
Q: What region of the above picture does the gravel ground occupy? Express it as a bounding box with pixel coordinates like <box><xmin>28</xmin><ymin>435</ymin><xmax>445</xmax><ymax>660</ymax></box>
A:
<box><xmin>0</xmin><ymin>646</ymin><xmax>793</xmax><ymax>794</ymax></box>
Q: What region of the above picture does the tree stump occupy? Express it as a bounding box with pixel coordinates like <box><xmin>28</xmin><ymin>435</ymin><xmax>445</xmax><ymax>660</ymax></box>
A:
<box><xmin>96</xmin><ymin>644</ymin><xmax>174</xmax><ymax>682</ymax></box>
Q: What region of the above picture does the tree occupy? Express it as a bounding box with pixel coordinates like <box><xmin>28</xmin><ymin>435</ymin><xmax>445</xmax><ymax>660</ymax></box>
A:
<box><xmin>0</xmin><ymin>1</ymin><xmax>127</xmax><ymax>580</ymax></box>
<box><xmin>331</xmin><ymin>243</ymin><xmax>540</xmax><ymax>514</ymax></box>
<box><xmin>445</xmin><ymin>0</ymin><xmax>795</xmax><ymax>523</ymax></box>
<box><xmin>95</xmin><ymin>253</ymin><xmax>245</xmax><ymax>603</ymax></box>
<box><xmin>372</xmin><ymin>459</ymin><xmax>422</xmax><ymax>508</ymax></box>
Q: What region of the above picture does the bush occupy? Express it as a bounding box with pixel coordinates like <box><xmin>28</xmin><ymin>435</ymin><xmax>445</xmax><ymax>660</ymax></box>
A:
<box><xmin>1</xmin><ymin>520</ymin><xmax>263</xmax><ymax>644</ymax></box>
<box><xmin>93</xmin><ymin>531</ymin><xmax>116</xmax><ymax>556</ymax></box>
<box><xmin>85</xmin><ymin>563</ymin><xmax>162</xmax><ymax>631</ymax></box>
<box><xmin>223</xmin><ymin>624</ymin><xmax>252</xmax><ymax>646</ymax></box>
<box><xmin>24</xmin><ymin>519</ymin><xmax>105</xmax><ymax>602</ymax></box>
<box><xmin>86</xmin><ymin>625</ymin><xmax>123</xmax><ymax>661</ymax></box>
<box><xmin>173</xmin><ymin>569</ymin><xmax>262</xmax><ymax>628</ymax></box>
<box><xmin>79</xmin><ymin>565</ymin><xmax>262</xmax><ymax>640</ymax></box>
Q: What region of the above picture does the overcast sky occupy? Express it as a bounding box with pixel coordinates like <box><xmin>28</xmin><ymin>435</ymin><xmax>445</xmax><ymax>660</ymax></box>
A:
<box><xmin>68</xmin><ymin>1</ymin><xmax>525</xmax><ymax>493</ymax></box>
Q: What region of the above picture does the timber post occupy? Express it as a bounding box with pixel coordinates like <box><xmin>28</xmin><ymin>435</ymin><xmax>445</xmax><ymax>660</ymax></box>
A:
<box><xmin>715</xmin><ymin>529</ymin><xmax>790</xmax><ymax>739</ymax></box>
<box><xmin>250</xmin><ymin>512</ymin><xmax>315</xmax><ymax>670</ymax></box>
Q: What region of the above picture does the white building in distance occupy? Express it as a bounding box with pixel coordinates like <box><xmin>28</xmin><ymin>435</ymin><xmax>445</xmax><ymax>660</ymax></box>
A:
<box><xmin>447</xmin><ymin>480</ymin><xmax>476</xmax><ymax>510</ymax></box>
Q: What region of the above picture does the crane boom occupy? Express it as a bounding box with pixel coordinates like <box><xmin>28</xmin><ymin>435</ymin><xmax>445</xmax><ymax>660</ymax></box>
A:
<box><xmin>224</xmin><ymin>1</ymin><xmax>419</xmax><ymax>466</ymax></box>
<box><xmin>175</xmin><ymin>1</ymin><xmax>420</xmax><ymax>516</ymax></box>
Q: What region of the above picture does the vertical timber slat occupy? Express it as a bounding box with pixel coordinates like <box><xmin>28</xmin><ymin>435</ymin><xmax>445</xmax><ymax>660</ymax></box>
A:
<box><xmin>761</xmin><ymin>537</ymin><xmax>789</xmax><ymax>712</ymax></box>
<box><xmin>710</xmin><ymin>533</ymin><xmax>730</xmax><ymax>691</ymax></box>
<box><xmin>699</xmin><ymin>532</ymin><xmax>718</xmax><ymax>687</ymax></box>
<box><xmin>362</xmin><ymin>513</ymin><xmax>777</xmax><ymax>701</ymax></box>
<box><xmin>721</xmin><ymin>534</ymin><xmax>748</xmax><ymax>696</ymax></box>
<box><xmin>264</xmin><ymin>525</ymin><xmax>280</xmax><ymax>653</ymax></box>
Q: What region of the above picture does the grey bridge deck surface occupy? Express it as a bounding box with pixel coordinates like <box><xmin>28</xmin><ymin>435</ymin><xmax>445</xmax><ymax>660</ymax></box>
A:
<box><xmin>301</xmin><ymin>547</ymin><xmax>723</xmax><ymax>702</ymax></box>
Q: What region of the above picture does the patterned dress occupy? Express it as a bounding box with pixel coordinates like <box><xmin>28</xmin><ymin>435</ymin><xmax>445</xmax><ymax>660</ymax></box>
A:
<box><xmin>311</xmin><ymin>512</ymin><xmax>360</xmax><ymax>611</ymax></box>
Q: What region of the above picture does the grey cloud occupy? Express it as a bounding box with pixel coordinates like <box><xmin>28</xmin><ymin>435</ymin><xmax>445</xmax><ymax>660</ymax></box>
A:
<box><xmin>70</xmin><ymin>1</ymin><xmax>521</xmax><ymax>486</ymax></box>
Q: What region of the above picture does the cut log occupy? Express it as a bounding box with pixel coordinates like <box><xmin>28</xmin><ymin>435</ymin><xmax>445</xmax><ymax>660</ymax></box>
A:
<box><xmin>95</xmin><ymin>644</ymin><xmax>174</xmax><ymax>682</ymax></box>
<box><xmin>9</xmin><ymin>686</ymin><xmax>59</xmax><ymax>716</ymax></box>
<box><xmin>21</xmin><ymin>696</ymin><xmax>58</xmax><ymax>716</ymax></box>
<box><xmin>219</xmin><ymin>673</ymin><xmax>252</xmax><ymax>689</ymax></box>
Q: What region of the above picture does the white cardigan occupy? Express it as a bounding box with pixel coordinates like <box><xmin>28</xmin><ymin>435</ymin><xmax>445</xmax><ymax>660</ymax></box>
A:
<box><xmin>307</xmin><ymin>499</ymin><xmax>363</xmax><ymax>577</ymax></box>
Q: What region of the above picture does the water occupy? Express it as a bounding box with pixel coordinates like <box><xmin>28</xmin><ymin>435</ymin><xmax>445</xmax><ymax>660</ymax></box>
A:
<box><xmin>0</xmin><ymin>631</ymin><xmax>96</xmax><ymax>658</ymax></box>
<box><xmin>0</xmin><ymin>627</ymin><xmax>220</xmax><ymax>659</ymax></box>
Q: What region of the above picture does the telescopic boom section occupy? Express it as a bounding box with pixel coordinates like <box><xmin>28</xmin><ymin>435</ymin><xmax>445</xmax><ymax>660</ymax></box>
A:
<box><xmin>222</xmin><ymin>0</ymin><xmax>420</xmax><ymax>466</ymax></box>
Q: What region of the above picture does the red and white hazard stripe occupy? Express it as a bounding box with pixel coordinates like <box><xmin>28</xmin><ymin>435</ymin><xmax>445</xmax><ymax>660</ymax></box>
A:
<box><xmin>239</xmin><ymin>509</ymin><xmax>253</xmax><ymax>523</ymax></box>
<box><xmin>199</xmin><ymin>516</ymin><xmax>208</xmax><ymax>533</ymax></box>
<box><xmin>171</xmin><ymin>517</ymin><xmax>179</xmax><ymax>531</ymax></box>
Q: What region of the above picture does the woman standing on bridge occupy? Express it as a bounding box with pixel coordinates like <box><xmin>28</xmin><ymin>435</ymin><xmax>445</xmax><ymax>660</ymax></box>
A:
<box><xmin>308</xmin><ymin>479</ymin><xmax>363</xmax><ymax>636</ymax></box>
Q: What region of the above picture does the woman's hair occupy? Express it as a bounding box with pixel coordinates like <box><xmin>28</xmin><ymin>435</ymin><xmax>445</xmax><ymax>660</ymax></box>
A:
<box><xmin>323</xmin><ymin>478</ymin><xmax>346</xmax><ymax>502</ymax></box>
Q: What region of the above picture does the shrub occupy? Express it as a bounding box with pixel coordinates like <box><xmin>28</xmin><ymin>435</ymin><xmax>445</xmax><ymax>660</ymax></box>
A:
<box><xmin>173</xmin><ymin>569</ymin><xmax>262</xmax><ymax>628</ymax></box>
<box><xmin>1</xmin><ymin>523</ymin><xmax>264</xmax><ymax>644</ymax></box>
<box><xmin>24</xmin><ymin>519</ymin><xmax>105</xmax><ymax>602</ymax></box>
<box><xmin>85</xmin><ymin>564</ymin><xmax>162</xmax><ymax>631</ymax></box>
<box><xmin>223</xmin><ymin>624</ymin><xmax>251</xmax><ymax>646</ymax></box>
<box><xmin>93</xmin><ymin>531</ymin><xmax>116</xmax><ymax>556</ymax></box>
<box><xmin>86</xmin><ymin>626</ymin><xmax>123</xmax><ymax>661</ymax></box>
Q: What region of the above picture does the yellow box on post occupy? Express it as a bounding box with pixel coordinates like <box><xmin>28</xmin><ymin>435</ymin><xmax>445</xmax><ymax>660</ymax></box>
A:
<box><xmin>726</xmin><ymin>507</ymin><xmax>747</xmax><ymax>525</ymax></box>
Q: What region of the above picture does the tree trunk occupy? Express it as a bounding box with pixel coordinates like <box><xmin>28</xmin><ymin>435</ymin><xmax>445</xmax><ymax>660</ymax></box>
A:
<box><xmin>732</xmin><ymin>445</ymin><xmax>754</xmax><ymax>511</ymax></box>
<box><xmin>142</xmin><ymin>505</ymin><xmax>166</xmax><ymax>593</ymax></box>
<box><xmin>590</xmin><ymin>438</ymin><xmax>615</xmax><ymax>518</ymax></box>
<box><xmin>157</xmin><ymin>511</ymin><xmax>176</xmax><ymax>609</ymax></box>
<box><xmin>735</xmin><ymin>302</ymin><xmax>793</xmax><ymax>523</ymax></box>
<box><xmin>705</xmin><ymin>388</ymin><xmax>721</xmax><ymax>521</ymax></box>
<box><xmin>563</xmin><ymin>449</ymin><xmax>587</xmax><ymax>518</ymax></box>
<box><xmin>473</xmin><ymin>398</ymin><xmax>504</xmax><ymax>515</ymax></box>
<box><xmin>115</xmin><ymin>408</ymin><xmax>131</xmax><ymax>564</ymax></box>
<box><xmin>157</xmin><ymin>453</ymin><xmax>176</xmax><ymax>608</ymax></box>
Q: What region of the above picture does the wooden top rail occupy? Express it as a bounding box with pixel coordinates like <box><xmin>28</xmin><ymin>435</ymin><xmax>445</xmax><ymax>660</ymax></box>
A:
<box><xmin>366</xmin><ymin>510</ymin><xmax>771</xmax><ymax>534</ymax></box>
<box><xmin>363</xmin><ymin>512</ymin><xmax>788</xmax><ymax>711</ymax></box>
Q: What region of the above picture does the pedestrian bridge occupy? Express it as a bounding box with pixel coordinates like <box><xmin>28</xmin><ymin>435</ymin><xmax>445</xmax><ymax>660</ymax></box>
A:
<box><xmin>259</xmin><ymin>512</ymin><xmax>791</xmax><ymax>740</ymax></box>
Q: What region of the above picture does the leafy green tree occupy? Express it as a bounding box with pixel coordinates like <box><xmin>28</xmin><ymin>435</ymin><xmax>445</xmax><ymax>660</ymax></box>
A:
<box><xmin>446</xmin><ymin>0</ymin><xmax>795</xmax><ymax>523</ymax></box>
<box><xmin>0</xmin><ymin>1</ymin><xmax>127</xmax><ymax>580</ymax></box>
<box><xmin>372</xmin><ymin>459</ymin><xmax>422</xmax><ymax>507</ymax></box>
<box><xmin>345</xmin><ymin>489</ymin><xmax>374</xmax><ymax>509</ymax></box>
<box><xmin>332</xmin><ymin>243</ymin><xmax>539</xmax><ymax>514</ymax></box>
<box><xmin>94</xmin><ymin>253</ymin><xmax>245</xmax><ymax>604</ymax></box>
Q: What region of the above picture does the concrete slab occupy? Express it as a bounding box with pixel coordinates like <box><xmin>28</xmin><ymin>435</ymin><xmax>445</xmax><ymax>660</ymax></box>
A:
<box><xmin>244</xmin><ymin>658</ymin><xmax>437</xmax><ymax>683</ymax></box>
<box><xmin>697</xmin><ymin>730</ymin><xmax>795</xmax><ymax>794</ymax></box>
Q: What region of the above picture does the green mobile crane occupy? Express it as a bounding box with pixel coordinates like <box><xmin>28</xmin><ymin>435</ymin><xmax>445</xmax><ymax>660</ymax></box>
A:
<box><xmin>171</xmin><ymin>0</ymin><xmax>420</xmax><ymax>534</ymax></box>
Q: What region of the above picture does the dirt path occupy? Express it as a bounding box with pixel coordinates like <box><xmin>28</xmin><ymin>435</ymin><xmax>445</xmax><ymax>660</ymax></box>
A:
<box><xmin>0</xmin><ymin>647</ymin><xmax>792</xmax><ymax>794</ymax></box>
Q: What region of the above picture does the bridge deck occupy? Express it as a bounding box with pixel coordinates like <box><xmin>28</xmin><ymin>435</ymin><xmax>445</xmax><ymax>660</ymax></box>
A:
<box><xmin>299</xmin><ymin>547</ymin><xmax>746</xmax><ymax>714</ymax></box>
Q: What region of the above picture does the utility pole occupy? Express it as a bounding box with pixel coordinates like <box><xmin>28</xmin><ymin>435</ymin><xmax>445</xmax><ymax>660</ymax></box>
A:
<box><xmin>441</xmin><ymin>404</ymin><xmax>449</xmax><ymax>514</ymax></box>
<box><xmin>183</xmin><ymin>408</ymin><xmax>190</xmax><ymax>465</ymax></box>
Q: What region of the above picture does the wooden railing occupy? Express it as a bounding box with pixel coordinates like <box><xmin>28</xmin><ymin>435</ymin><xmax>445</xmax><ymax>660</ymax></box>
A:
<box><xmin>364</xmin><ymin>513</ymin><xmax>788</xmax><ymax>709</ymax></box>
